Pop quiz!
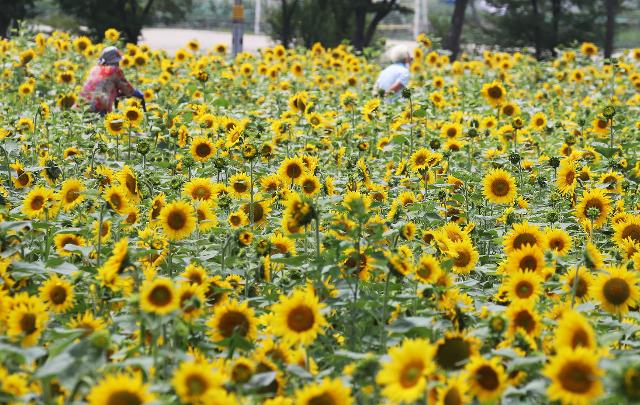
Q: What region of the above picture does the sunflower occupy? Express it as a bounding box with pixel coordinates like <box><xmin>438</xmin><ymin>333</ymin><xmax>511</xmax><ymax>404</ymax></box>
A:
<box><xmin>555</xmin><ymin>309</ymin><xmax>597</xmax><ymax>351</ymax></box>
<box><xmin>68</xmin><ymin>311</ymin><xmax>106</xmax><ymax>337</ymax></box>
<box><xmin>446</xmin><ymin>239</ymin><xmax>479</xmax><ymax>274</ymax></box>
<box><xmin>362</xmin><ymin>98</ymin><xmax>380</xmax><ymax>122</ymax></box>
<box><xmin>613</xmin><ymin>215</ymin><xmax>640</xmax><ymax>248</ymax></box>
<box><xmin>544</xmin><ymin>348</ymin><xmax>603</xmax><ymax>405</ymax></box>
<box><xmin>481</xmin><ymin>81</ymin><xmax>506</xmax><ymax>107</ymax></box>
<box><xmin>22</xmin><ymin>185</ymin><xmax>55</xmax><ymax>219</ymax></box>
<box><xmin>270</xmin><ymin>233</ymin><xmax>297</xmax><ymax>256</ymax></box>
<box><xmin>6</xmin><ymin>295</ymin><xmax>48</xmax><ymax>347</ymax></box>
<box><xmin>505</xmin><ymin>301</ymin><xmax>541</xmax><ymax>337</ymax></box>
<box><xmin>271</xmin><ymin>289</ymin><xmax>327</xmax><ymax>345</ymax></box>
<box><xmin>482</xmin><ymin>168</ymin><xmax>517</xmax><ymax>205</ymax></box>
<box><xmin>177</xmin><ymin>283</ymin><xmax>206</xmax><ymax>321</ymax></box>
<box><xmin>228</xmin><ymin>210</ymin><xmax>249</xmax><ymax>229</ymax></box>
<box><xmin>159</xmin><ymin>201</ymin><xmax>196</xmax><ymax>240</ymax></box>
<box><xmin>441</xmin><ymin>122</ymin><xmax>462</xmax><ymax>138</ymax></box>
<box><xmin>140</xmin><ymin>278</ymin><xmax>179</xmax><ymax>315</ymax></box>
<box><xmin>172</xmin><ymin>361</ymin><xmax>224</xmax><ymax>403</ymax></box>
<box><xmin>503</xmin><ymin>221</ymin><xmax>546</xmax><ymax>254</ymax></box>
<box><xmin>104</xmin><ymin>186</ymin><xmax>130</xmax><ymax>214</ymax></box>
<box><xmin>409</xmin><ymin>148</ymin><xmax>431</xmax><ymax>172</ymax></box>
<box><xmin>434</xmin><ymin>331</ymin><xmax>479</xmax><ymax>371</ymax></box>
<box><xmin>504</xmin><ymin>270</ymin><xmax>543</xmax><ymax>303</ymax></box>
<box><xmin>560</xmin><ymin>267</ymin><xmax>593</xmax><ymax>303</ymax></box>
<box><xmin>104</xmin><ymin>112</ymin><xmax>127</xmax><ymax>136</ymax></box>
<box><xmin>190</xmin><ymin>136</ymin><xmax>215</xmax><ymax>162</ymax></box>
<box><xmin>530</xmin><ymin>111</ymin><xmax>547</xmax><ymax>131</ymax></box>
<box><xmin>124</xmin><ymin>105</ymin><xmax>143</xmax><ymax>127</ymax></box>
<box><xmin>59</xmin><ymin>178</ymin><xmax>85</xmax><ymax>211</ymax></box>
<box><xmin>195</xmin><ymin>200</ymin><xmax>218</xmax><ymax>232</ymax></box>
<box><xmin>580</xmin><ymin>41</ymin><xmax>598</xmax><ymax>56</ymax></box>
<box><xmin>11</xmin><ymin>161</ymin><xmax>33</xmax><ymax>189</ymax></box>
<box><xmin>117</xmin><ymin>165</ymin><xmax>142</xmax><ymax>203</ymax></box>
<box><xmin>180</xmin><ymin>263</ymin><xmax>208</xmax><ymax>287</ymax></box>
<box><xmin>415</xmin><ymin>254</ymin><xmax>442</xmax><ymax>283</ymax></box>
<box><xmin>228</xmin><ymin>172</ymin><xmax>251</xmax><ymax>199</ymax></box>
<box><xmin>464</xmin><ymin>356</ymin><xmax>506</xmax><ymax>403</ymax></box>
<box><xmin>376</xmin><ymin>339</ymin><xmax>436</xmax><ymax>404</ymax></box>
<box><xmin>53</xmin><ymin>233</ymin><xmax>86</xmax><ymax>257</ymax></box>
<box><xmin>207</xmin><ymin>299</ymin><xmax>257</xmax><ymax>342</ymax></box>
<box><xmin>591</xmin><ymin>117</ymin><xmax>609</xmax><ymax>135</ymax></box>
<box><xmin>546</xmin><ymin>228</ymin><xmax>572</xmax><ymax>256</ymax></box>
<box><xmin>299</xmin><ymin>174</ymin><xmax>321</xmax><ymax>197</ymax></box>
<box><xmin>436</xmin><ymin>374</ymin><xmax>470</xmax><ymax>405</ymax></box>
<box><xmin>183</xmin><ymin>177</ymin><xmax>216</xmax><ymax>201</ymax></box>
<box><xmin>87</xmin><ymin>373</ymin><xmax>154</xmax><ymax>405</ymax></box>
<box><xmin>591</xmin><ymin>265</ymin><xmax>639</xmax><ymax>315</ymax></box>
<box><xmin>279</xmin><ymin>157</ymin><xmax>307</xmax><ymax>185</ymax></box>
<box><xmin>556</xmin><ymin>159</ymin><xmax>577</xmax><ymax>195</ymax></box>
<box><xmin>39</xmin><ymin>275</ymin><xmax>74</xmax><ymax>313</ymax></box>
<box><xmin>294</xmin><ymin>378</ymin><xmax>353</xmax><ymax>405</ymax></box>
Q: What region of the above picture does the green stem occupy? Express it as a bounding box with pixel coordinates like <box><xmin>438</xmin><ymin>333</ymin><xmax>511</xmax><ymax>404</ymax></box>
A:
<box><xmin>379</xmin><ymin>273</ymin><xmax>391</xmax><ymax>352</ymax></box>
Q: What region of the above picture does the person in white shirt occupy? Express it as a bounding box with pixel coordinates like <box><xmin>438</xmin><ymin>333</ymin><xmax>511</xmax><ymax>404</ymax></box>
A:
<box><xmin>374</xmin><ymin>44</ymin><xmax>412</xmax><ymax>97</ymax></box>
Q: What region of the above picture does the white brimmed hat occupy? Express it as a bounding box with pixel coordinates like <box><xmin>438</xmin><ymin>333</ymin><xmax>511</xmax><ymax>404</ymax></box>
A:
<box><xmin>98</xmin><ymin>46</ymin><xmax>123</xmax><ymax>65</ymax></box>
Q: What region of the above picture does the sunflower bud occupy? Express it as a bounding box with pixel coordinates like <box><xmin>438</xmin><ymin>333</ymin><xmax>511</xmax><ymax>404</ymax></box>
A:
<box><xmin>136</xmin><ymin>139</ymin><xmax>150</xmax><ymax>155</ymax></box>
<box><xmin>512</xmin><ymin>117</ymin><xmax>524</xmax><ymax>129</ymax></box>
<box><xmin>401</xmin><ymin>87</ymin><xmax>412</xmax><ymax>99</ymax></box>
<box><xmin>548</xmin><ymin>156</ymin><xmax>560</xmax><ymax>169</ymax></box>
<box><xmin>242</xmin><ymin>143</ymin><xmax>258</xmax><ymax>160</ymax></box>
<box><xmin>586</xmin><ymin>207</ymin><xmax>600</xmax><ymax>220</ymax></box>
<box><xmin>214</xmin><ymin>157</ymin><xmax>227</xmax><ymax>170</ymax></box>
<box><xmin>182</xmin><ymin>155</ymin><xmax>195</xmax><ymax>169</ymax></box>
<box><xmin>601</xmin><ymin>105</ymin><xmax>616</xmax><ymax>119</ymax></box>
<box><xmin>430</xmin><ymin>139</ymin><xmax>441</xmax><ymax>150</ymax></box>
<box><xmin>508</xmin><ymin>153</ymin><xmax>520</xmax><ymax>165</ymax></box>
<box><xmin>546</xmin><ymin>211</ymin><xmax>558</xmax><ymax>224</ymax></box>
<box><xmin>90</xmin><ymin>330</ymin><xmax>111</xmax><ymax>350</ymax></box>
<box><xmin>169</xmin><ymin>177</ymin><xmax>184</xmax><ymax>191</ymax></box>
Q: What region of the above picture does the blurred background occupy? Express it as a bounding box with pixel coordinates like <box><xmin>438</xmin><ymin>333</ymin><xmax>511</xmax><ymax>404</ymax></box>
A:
<box><xmin>3</xmin><ymin>0</ymin><xmax>640</xmax><ymax>58</ymax></box>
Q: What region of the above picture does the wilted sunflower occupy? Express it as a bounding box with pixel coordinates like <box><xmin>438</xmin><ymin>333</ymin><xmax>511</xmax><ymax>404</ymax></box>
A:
<box><xmin>544</xmin><ymin>347</ymin><xmax>602</xmax><ymax>405</ymax></box>
<box><xmin>87</xmin><ymin>373</ymin><xmax>154</xmax><ymax>405</ymax></box>
<box><xmin>591</xmin><ymin>265</ymin><xmax>639</xmax><ymax>315</ymax></box>
<box><xmin>207</xmin><ymin>299</ymin><xmax>257</xmax><ymax>342</ymax></box>
<box><xmin>464</xmin><ymin>356</ymin><xmax>506</xmax><ymax>403</ymax></box>
<box><xmin>39</xmin><ymin>275</ymin><xmax>74</xmax><ymax>313</ymax></box>
<box><xmin>159</xmin><ymin>201</ymin><xmax>196</xmax><ymax>240</ymax></box>
<box><xmin>271</xmin><ymin>288</ymin><xmax>327</xmax><ymax>345</ymax></box>
<box><xmin>482</xmin><ymin>168</ymin><xmax>517</xmax><ymax>205</ymax></box>
<box><xmin>140</xmin><ymin>278</ymin><xmax>179</xmax><ymax>315</ymax></box>
<box><xmin>172</xmin><ymin>361</ymin><xmax>224</xmax><ymax>403</ymax></box>
<box><xmin>294</xmin><ymin>378</ymin><xmax>353</xmax><ymax>405</ymax></box>
<box><xmin>376</xmin><ymin>339</ymin><xmax>436</xmax><ymax>404</ymax></box>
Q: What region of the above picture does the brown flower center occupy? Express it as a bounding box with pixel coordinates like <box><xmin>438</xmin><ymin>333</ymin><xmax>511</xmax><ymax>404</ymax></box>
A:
<box><xmin>286</xmin><ymin>305</ymin><xmax>315</xmax><ymax>332</ymax></box>
<box><xmin>603</xmin><ymin>277</ymin><xmax>630</xmax><ymax>306</ymax></box>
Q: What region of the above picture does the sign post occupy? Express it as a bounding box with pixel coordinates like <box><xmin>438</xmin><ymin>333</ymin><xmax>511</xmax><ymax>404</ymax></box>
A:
<box><xmin>232</xmin><ymin>0</ymin><xmax>244</xmax><ymax>57</ymax></box>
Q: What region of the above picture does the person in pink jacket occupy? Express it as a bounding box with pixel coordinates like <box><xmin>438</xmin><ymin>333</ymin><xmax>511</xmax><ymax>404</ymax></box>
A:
<box><xmin>80</xmin><ymin>46</ymin><xmax>144</xmax><ymax>115</ymax></box>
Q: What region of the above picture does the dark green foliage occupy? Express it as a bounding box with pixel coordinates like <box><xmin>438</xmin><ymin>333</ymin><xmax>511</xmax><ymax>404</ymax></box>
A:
<box><xmin>0</xmin><ymin>0</ymin><xmax>35</xmax><ymax>37</ymax></box>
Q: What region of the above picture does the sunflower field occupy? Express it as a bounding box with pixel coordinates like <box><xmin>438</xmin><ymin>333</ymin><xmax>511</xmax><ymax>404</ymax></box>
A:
<box><xmin>2</xmin><ymin>27</ymin><xmax>640</xmax><ymax>405</ymax></box>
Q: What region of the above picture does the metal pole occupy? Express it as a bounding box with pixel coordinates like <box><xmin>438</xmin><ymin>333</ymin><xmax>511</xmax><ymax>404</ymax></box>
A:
<box><xmin>254</xmin><ymin>0</ymin><xmax>262</xmax><ymax>34</ymax></box>
<box><xmin>423</xmin><ymin>0</ymin><xmax>429</xmax><ymax>33</ymax></box>
<box><xmin>232</xmin><ymin>0</ymin><xmax>244</xmax><ymax>56</ymax></box>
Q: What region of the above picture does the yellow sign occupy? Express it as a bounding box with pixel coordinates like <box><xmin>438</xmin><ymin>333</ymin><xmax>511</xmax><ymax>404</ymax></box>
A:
<box><xmin>232</xmin><ymin>5</ymin><xmax>244</xmax><ymax>21</ymax></box>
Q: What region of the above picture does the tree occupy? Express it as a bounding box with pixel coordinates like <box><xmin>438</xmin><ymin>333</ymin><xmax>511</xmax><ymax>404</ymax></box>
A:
<box><xmin>446</xmin><ymin>0</ymin><xmax>470</xmax><ymax>61</ymax></box>
<box><xmin>604</xmin><ymin>0</ymin><xmax>617</xmax><ymax>58</ymax></box>
<box><xmin>350</xmin><ymin>0</ymin><xmax>408</xmax><ymax>50</ymax></box>
<box><xmin>56</xmin><ymin>0</ymin><xmax>189</xmax><ymax>43</ymax></box>
<box><xmin>269</xmin><ymin>0</ymin><xmax>300</xmax><ymax>48</ymax></box>
<box><xmin>0</xmin><ymin>0</ymin><xmax>34</xmax><ymax>38</ymax></box>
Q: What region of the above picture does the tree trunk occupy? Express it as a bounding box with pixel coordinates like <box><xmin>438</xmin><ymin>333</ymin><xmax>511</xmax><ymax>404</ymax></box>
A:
<box><xmin>352</xmin><ymin>8</ymin><xmax>366</xmax><ymax>50</ymax></box>
<box><xmin>604</xmin><ymin>0</ymin><xmax>617</xmax><ymax>58</ymax></box>
<box><xmin>550</xmin><ymin>0</ymin><xmax>561</xmax><ymax>56</ymax></box>
<box><xmin>363</xmin><ymin>1</ymin><xmax>396</xmax><ymax>47</ymax></box>
<box><xmin>280</xmin><ymin>0</ymin><xmax>299</xmax><ymax>48</ymax></box>
<box><xmin>530</xmin><ymin>0</ymin><xmax>542</xmax><ymax>60</ymax></box>
<box><xmin>446</xmin><ymin>0</ymin><xmax>469</xmax><ymax>61</ymax></box>
<box><xmin>0</xmin><ymin>16</ymin><xmax>10</xmax><ymax>38</ymax></box>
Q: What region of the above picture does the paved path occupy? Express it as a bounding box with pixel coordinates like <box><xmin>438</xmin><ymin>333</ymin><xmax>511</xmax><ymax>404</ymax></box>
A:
<box><xmin>141</xmin><ymin>27</ymin><xmax>416</xmax><ymax>54</ymax></box>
